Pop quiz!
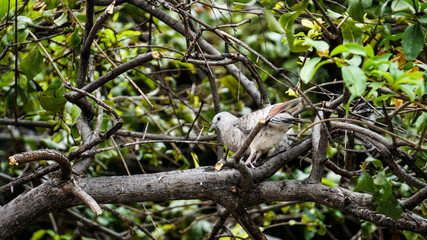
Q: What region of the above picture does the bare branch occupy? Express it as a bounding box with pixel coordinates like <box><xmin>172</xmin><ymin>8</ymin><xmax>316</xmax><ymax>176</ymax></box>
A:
<box><xmin>101</xmin><ymin>205</ymin><xmax>157</xmax><ymax>240</ymax></box>
<box><xmin>9</xmin><ymin>149</ymin><xmax>71</xmax><ymax>181</ymax></box>
<box><xmin>402</xmin><ymin>186</ymin><xmax>427</xmax><ymax>210</ymax></box>
<box><xmin>305</xmin><ymin>111</ymin><xmax>327</xmax><ymax>183</ymax></box>
<box><xmin>62</xmin><ymin>178</ymin><xmax>102</xmax><ymax>216</ymax></box>
<box><xmin>64</xmin><ymin>52</ymin><xmax>156</xmax><ymax>102</ymax></box>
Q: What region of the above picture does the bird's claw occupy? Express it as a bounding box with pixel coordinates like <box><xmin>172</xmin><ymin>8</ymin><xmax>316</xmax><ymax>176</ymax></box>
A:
<box><xmin>245</xmin><ymin>160</ymin><xmax>256</xmax><ymax>168</ymax></box>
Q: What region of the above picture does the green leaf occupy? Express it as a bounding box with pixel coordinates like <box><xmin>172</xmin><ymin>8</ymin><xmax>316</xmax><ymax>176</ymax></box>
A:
<box><xmin>374</xmin><ymin>94</ymin><xmax>396</xmax><ymax>105</ymax></box>
<box><xmin>348</xmin><ymin>0</ymin><xmax>365</xmax><ymax>22</ymax></box>
<box><xmin>403</xmin><ymin>230</ymin><xmax>426</xmax><ymax>240</ymax></box>
<box><xmin>289</xmin><ymin>0</ymin><xmax>309</xmax><ymax>12</ymax></box>
<box><xmin>264</xmin><ymin>9</ymin><xmax>284</xmax><ymax>34</ymax></box>
<box><xmin>20</xmin><ymin>48</ymin><xmax>43</xmax><ymax>80</ymax></box>
<box><xmin>361</xmin><ymin>222</ymin><xmax>377</xmax><ymax>237</ymax></box>
<box><xmin>301</xmin><ymin>58</ymin><xmax>333</xmax><ymax>84</ymax></box>
<box><xmin>399</xmin><ymin>84</ymin><xmax>418</xmax><ymax>101</ymax></box>
<box><xmin>366</xmin><ymin>81</ymin><xmax>385</xmax><ymax>99</ymax></box>
<box><xmin>381</xmin><ymin>0</ymin><xmax>391</xmax><ymax>17</ymax></box>
<box><xmin>65</xmin><ymin>0</ymin><xmax>78</xmax><ymax>8</ymax></box>
<box><xmin>301</xmin><ymin>58</ymin><xmax>321</xmax><ymax>84</ymax></box>
<box><xmin>326</xmin><ymin>9</ymin><xmax>342</xmax><ymax>20</ymax></box>
<box><xmin>279</xmin><ymin>12</ymin><xmax>297</xmax><ymax>35</ymax></box>
<box><xmin>38</xmin><ymin>79</ymin><xmax>68</xmax><ymax>112</ymax></box>
<box><xmin>370</xmin><ymin>170</ymin><xmax>402</xmax><ymax>219</ymax></box>
<box><xmin>373</xmin><ymin>171</ymin><xmax>392</xmax><ymax>199</ymax></box>
<box><xmin>342</xmin><ymin>21</ymin><xmax>363</xmax><ymax>44</ymax></box>
<box><xmin>67</xmin><ymin>29</ymin><xmax>82</xmax><ymax>48</ymax></box>
<box><xmin>304</xmin><ymin>38</ymin><xmax>329</xmax><ymax>51</ymax></box>
<box><xmin>45</xmin><ymin>0</ymin><xmax>60</xmax><ymax>10</ymax></box>
<box><xmin>101</xmin><ymin>112</ymin><xmax>109</xmax><ymax>132</ymax></box>
<box><xmin>403</xmin><ymin>24</ymin><xmax>425</xmax><ymax>61</ymax></box>
<box><xmin>191</xmin><ymin>152</ymin><xmax>199</xmax><ymax>168</ymax></box>
<box><xmin>364</xmin><ymin>45</ymin><xmax>374</xmax><ymax>58</ymax></box>
<box><xmin>375</xmin><ymin>194</ymin><xmax>403</xmax><ymax>219</ymax></box>
<box><xmin>415</xmin><ymin>112</ymin><xmax>427</xmax><ymax>133</ymax></box>
<box><xmin>354</xmin><ymin>171</ymin><xmax>375</xmax><ymax>193</ymax></box>
<box><xmin>30</xmin><ymin>229</ymin><xmax>47</xmax><ymax>240</ymax></box>
<box><xmin>0</xmin><ymin>0</ymin><xmax>10</xmax><ymax>19</ymax></box>
<box><xmin>346</xmin><ymin>55</ymin><xmax>362</xmax><ymax>66</ymax></box>
<box><xmin>279</xmin><ymin>12</ymin><xmax>308</xmax><ymax>52</ymax></box>
<box><xmin>420</xmin><ymin>15</ymin><xmax>427</xmax><ymax>24</ymax></box>
<box><xmin>54</xmin><ymin>12</ymin><xmax>68</xmax><ymax>26</ymax></box>
<box><xmin>260</xmin><ymin>0</ymin><xmax>275</xmax><ymax>9</ymax></box>
<box><xmin>361</xmin><ymin>0</ymin><xmax>372</xmax><ymax>8</ymax></box>
<box><xmin>71</xmin><ymin>104</ymin><xmax>82</xmax><ymax>125</ymax></box>
<box><xmin>17</xmin><ymin>16</ymin><xmax>34</xmax><ymax>30</ymax></box>
<box><xmin>331</xmin><ymin>43</ymin><xmax>366</xmax><ymax>56</ymax></box>
<box><xmin>342</xmin><ymin>65</ymin><xmax>367</xmax><ymax>98</ymax></box>
<box><xmin>391</xmin><ymin>0</ymin><xmax>415</xmax><ymax>12</ymax></box>
<box><xmin>365</xmin><ymin>157</ymin><xmax>383</xmax><ymax>169</ymax></box>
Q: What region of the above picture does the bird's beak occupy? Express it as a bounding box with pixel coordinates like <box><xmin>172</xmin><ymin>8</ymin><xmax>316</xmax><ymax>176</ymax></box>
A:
<box><xmin>209</xmin><ymin>123</ymin><xmax>217</xmax><ymax>132</ymax></box>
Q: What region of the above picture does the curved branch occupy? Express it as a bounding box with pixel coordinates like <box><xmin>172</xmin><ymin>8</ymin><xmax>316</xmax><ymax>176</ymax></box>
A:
<box><xmin>9</xmin><ymin>149</ymin><xmax>71</xmax><ymax>181</ymax></box>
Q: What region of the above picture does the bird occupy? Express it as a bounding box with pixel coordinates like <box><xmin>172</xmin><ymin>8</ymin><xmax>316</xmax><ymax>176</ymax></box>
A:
<box><xmin>209</xmin><ymin>98</ymin><xmax>306</xmax><ymax>168</ymax></box>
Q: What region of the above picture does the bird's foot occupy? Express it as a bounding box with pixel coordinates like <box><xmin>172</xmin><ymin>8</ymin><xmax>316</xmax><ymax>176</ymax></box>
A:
<box><xmin>245</xmin><ymin>159</ymin><xmax>256</xmax><ymax>168</ymax></box>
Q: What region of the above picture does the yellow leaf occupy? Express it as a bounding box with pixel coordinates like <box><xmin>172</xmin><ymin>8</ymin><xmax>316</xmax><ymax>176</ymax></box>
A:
<box><xmin>286</xmin><ymin>88</ymin><xmax>298</xmax><ymax>97</ymax></box>
<box><xmin>191</xmin><ymin>152</ymin><xmax>199</xmax><ymax>168</ymax></box>
<box><xmin>301</xmin><ymin>19</ymin><xmax>315</xmax><ymax>29</ymax></box>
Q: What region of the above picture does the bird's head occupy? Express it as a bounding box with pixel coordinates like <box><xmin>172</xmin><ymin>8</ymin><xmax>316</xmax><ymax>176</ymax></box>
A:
<box><xmin>209</xmin><ymin>112</ymin><xmax>234</xmax><ymax>132</ymax></box>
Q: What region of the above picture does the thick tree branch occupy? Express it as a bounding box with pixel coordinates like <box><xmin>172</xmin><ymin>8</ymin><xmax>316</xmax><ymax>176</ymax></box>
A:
<box><xmin>2</xmin><ymin>167</ymin><xmax>427</xmax><ymax>238</ymax></box>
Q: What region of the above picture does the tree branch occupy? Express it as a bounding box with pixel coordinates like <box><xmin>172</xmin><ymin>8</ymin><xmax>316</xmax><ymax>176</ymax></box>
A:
<box><xmin>9</xmin><ymin>149</ymin><xmax>71</xmax><ymax>181</ymax></box>
<box><xmin>127</xmin><ymin>0</ymin><xmax>263</xmax><ymax>106</ymax></box>
<box><xmin>64</xmin><ymin>52</ymin><xmax>156</xmax><ymax>103</ymax></box>
<box><xmin>2</xmin><ymin>169</ymin><xmax>427</xmax><ymax>238</ymax></box>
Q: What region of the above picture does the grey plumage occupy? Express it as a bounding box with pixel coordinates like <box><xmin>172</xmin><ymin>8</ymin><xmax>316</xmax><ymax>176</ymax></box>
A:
<box><xmin>210</xmin><ymin>99</ymin><xmax>305</xmax><ymax>167</ymax></box>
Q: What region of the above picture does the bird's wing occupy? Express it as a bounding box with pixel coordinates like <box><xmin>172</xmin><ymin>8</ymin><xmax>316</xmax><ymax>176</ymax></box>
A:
<box><xmin>270</xmin><ymin>114</ymin><xmax>309</xmax><ymax>125</ymax></box>
<box><xmin>234</xmin><ymin>107</ymin><xmax>272</xmax><ymax>134</ymax></box>
<box><xmin>266</xmin><ymin>98</ymin><xmax>302</xmax><ymax>120</ymax></box>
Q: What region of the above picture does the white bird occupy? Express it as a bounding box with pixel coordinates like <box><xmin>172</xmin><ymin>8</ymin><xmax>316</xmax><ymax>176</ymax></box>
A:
<box><xmin>209</xmin><ymin>98</ymin><xmax>306</xmax><ymax>167</ymax></box>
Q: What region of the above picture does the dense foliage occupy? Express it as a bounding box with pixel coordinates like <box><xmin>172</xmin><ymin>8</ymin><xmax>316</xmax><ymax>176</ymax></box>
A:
<box><xmin>0</xmin><ymin>0</ymin><xmax>427</xmax><ymax>239</ymax></box>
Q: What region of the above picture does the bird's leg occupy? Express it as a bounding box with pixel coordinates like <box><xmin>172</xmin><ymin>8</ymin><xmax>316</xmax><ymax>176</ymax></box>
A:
<box><xmin>245</xmin><ymin>152</ymin><xmax>256</xmax><ymax>168</ymax></box>
<box><xmin>281</xmin><ymin>134</ymin><xmax>290</xmax><ymax>150</ymax></box>
<box><xmin>251</xmin><ymin>152</ymin><xmax>263</xmax><ymax>167</ymax></box>
<box><xmin>245</xmin><ymin>151</ymin><xmax>263</xmax><ymax>168</ymax></box>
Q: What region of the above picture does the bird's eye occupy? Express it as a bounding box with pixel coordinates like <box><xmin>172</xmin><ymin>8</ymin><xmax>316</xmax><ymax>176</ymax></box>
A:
<box><xmin>217</xmin><ymin>117</ymin><xmax>221</xmax><ymax>121</ymax></box>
